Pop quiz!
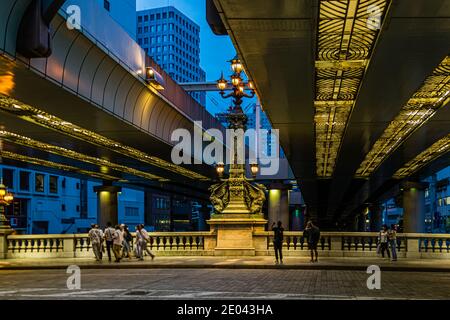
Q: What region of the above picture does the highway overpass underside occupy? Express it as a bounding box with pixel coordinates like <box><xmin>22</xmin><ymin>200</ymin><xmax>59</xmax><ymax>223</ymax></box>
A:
<box><xmin>209</xmin><ymin>0</ymin><xmax>450</xmax><ymax>229</ymax></box>
<box><xmin>0</xmin><ymin>1</ymin><xmax>219</xmax><ymax>204</ymax></box>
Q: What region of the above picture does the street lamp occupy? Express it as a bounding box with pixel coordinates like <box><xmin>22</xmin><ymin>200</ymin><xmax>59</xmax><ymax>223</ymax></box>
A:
<box><xmin>231</xmin><ymin>74</ymin><xmax>241</xmax><ymax>87</ymax></box>
<box><xmin>250</xmin><ymin>163</ymin><xmax>259</xmax><ymax>178</ymax></box>
<box><xmin>0</xmin><ymin>179</ymin><xmax>14</xmax><ymax>230</ymax></box>
<box><xmin>217</xmin><ymin>72</ymin><xmax>227</xmax><ymax>91</ymax></box>
<box><xmin>230</xmin><ymin>56</ymin><xmax>244</xmax><ymax>74</ymax></box>
<box><xmin>210</xmin><ymin>57</ymin><xmax>266</xmax><ymax>216</ymax></box>
<box><xmin>215</xmin><ymin>162</ymin><xmax>225</xmax><ymax>178</ymax></box>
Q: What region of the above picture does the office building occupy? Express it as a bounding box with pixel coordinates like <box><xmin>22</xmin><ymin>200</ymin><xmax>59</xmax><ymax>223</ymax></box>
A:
<box><xmin>136</xmin><ymin>6</ymin><xmax>206</xmax><ymax>106</ymax></box>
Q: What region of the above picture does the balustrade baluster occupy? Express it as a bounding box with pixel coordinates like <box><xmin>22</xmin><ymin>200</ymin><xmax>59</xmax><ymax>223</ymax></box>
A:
<box><xmin>162</xmin><ymin>236</ymin><xmax>167</xmax><ymax>250</ymax></box>
<box><xmin>424</xmin><ymin>238</ymin><xmax>430</xmax><ymax>252</ymax></box>
<box><xmin>169</xmin><ymin>236</ymin><xmax>174</xmax><ymax>250</ymax></box>
<box><xmin>367</xmin><ymin>237</ymin><xmax>373</xmax><ymax>251</ymax></box>
<box><xmin>31</xmin><ymin>239</ymin><xmax>37</xmax><ymax>252</ymax></box>
<box><xmin>438</xmin><ymin>239</ymin><xmax>443</xmax><ymax>253</ymax></box>
<box><xmin>174</xmin><ymin>236</ymin><xmax>179</xmax><ymax>250</ymax></box>
<box><xmin>353</xmin><ymin>237</ymin><xmax>359</xmax><ymax>251</ymax></box>
<box><xmin>149</xmin><ymin>236</ymin><xmax>154</xmax><ymax>250</ymax></box>
<box><xmin>156</xmin><ymin>237</ymin><xmax>161</xmax><ymax>250</ymax></box>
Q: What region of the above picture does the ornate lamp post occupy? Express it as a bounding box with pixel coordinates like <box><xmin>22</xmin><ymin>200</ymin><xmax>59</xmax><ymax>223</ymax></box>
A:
<box><xmin>209</xmin><ymin>56</ymin><xmax>266</xmax><ymax>217</ymax></box>
<box><xmin>207</xmin><ymin>57</ymin><xmax>268</xmax><ymax>256</ymax></box>
<box><xmin>0</xmin><ymin>179</ymin><xmax>14</xmax><ymax>231</ymax></box>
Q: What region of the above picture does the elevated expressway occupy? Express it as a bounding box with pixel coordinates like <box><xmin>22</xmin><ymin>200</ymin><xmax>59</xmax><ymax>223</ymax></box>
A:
<box><xmin>0</xmin><ymin>0</ymin><xmax>224</xmax><ymax>204</ymax></box>
<box><xmin>208</xmin><ymin>0</ymin><xmax>450</xmax><ymax>229</ymax></box>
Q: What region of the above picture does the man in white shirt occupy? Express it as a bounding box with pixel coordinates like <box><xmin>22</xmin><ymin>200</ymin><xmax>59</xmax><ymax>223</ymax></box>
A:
<box><xmin>112</xmin><ymin>225</ymin><xmax>124</xmax><ymax>263</ymax></box>
<box><xmin>88</xmin><ymin>224</ymin><xmax>103</xmax><ymax>261</ymax></box>
<box><xmin>135</xmin><ymin>225</ymin><xmax>144</xmax><ymax>260</ymax></box>
<box><xmin>139</xmin><ymin>224</ymin><xmax>155</xmax><ymax>260</ymax></box>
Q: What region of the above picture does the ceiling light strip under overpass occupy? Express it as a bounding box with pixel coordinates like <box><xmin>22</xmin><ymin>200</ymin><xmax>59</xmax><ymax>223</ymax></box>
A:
<box><xmin>0</xmin><ymin>130</ymin><xmax>168</xmax><ymax>182</ymax></box>
<box><xmin>393</xmin><ymin>134</ymin><xmax>450</xmax><ymax>179</ymax></box>
<box><xmin>0</xmin><ymin>150</ymin><xmax>119</xmax><ymax>181</ymax></box>
<box><xmin>356</xmin><ymin>56</ymin><xmax>450</xmax><ymax>178</ymax></box>
<box><xmin>0</xmin><ymin>95</ymin><xmax>209</xmax><ymax>181</ymax></box>
<box><xmin>314</xmin><ymin>0</ymin><xmax>391</xmax><ymax>178</ymax></box>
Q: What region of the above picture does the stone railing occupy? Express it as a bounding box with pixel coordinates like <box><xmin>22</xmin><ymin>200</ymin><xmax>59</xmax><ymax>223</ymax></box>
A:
<box><xmin>1</xmin><ymin>231</ymin><xmax>450</xmax><ymax>259</ymax></box>
<box><xmin>3</xmin><ymin>232</ymin><xmax>216</xmax><ymax>259</ymax></box>
<box><xmin>257</xmin><ymin>232</ymin><xmax>450</xmax><ymax>258</ymax></box>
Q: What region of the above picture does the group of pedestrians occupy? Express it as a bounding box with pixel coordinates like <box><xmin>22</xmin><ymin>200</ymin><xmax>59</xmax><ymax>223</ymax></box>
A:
<box><xmin>88</xmin><ymin>223</ymin><xmax>155</xmax><ymax>262</ymax></box>
<box><xmin>271</xmin><ymin>220</ymin><xmax>321</xmax><ymax>264</ymax></box>
<box><xmin>377</xmin><ymin>224</ymin><xmax>398</xmax><ymax>261</ymax></box>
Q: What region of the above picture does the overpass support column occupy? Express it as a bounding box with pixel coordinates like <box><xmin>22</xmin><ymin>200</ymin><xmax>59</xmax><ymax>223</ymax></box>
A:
<box><xmin>402</xmin><ymin>181</ymin><xmax>427</xmax><ymax>233</ymax></box>
<box><xmin>369</xmin><ymin>204</ymin><xmax>383</xmax><ymax>232</ymax></box>
<box><xmin>357</xmin><ymin>212</ymin><xmax>367</xmax><ymax>232</ymax></box>
<box><xmin>94</xmin><ymin>183</ymin><xmax>122</xmax><ymax>228</ymax></box>
<box><xmin>268</xmin><ymin>182</ymin><xmax>290</xmax><ymax>230</ymax></box>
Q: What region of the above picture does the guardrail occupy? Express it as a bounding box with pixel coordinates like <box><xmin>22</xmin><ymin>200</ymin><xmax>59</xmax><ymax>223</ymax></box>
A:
<box><xmin>1</xmin><ymin>231</ymin><xmax>449</xmax><ymax>259</ymax></box>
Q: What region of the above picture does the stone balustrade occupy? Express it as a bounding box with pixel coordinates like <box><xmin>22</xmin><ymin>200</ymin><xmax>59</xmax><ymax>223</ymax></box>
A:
<box><xmin>258</xmin><ymin>232</ymin><xmax>450</xmax><ymax>259</ymax></box>
<box><xmin>1</xmin><ymin>231</ymin><xmax>450</xmax><ymax>259</ymax></box>
<box><xmin>4</xmin><ymin>232</ymin><xmax>215</xmax><ymax>259</ymax></box>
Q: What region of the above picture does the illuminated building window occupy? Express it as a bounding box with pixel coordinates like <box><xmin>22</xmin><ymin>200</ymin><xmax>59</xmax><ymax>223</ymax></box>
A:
<box><xmin>35</xmin><ymin>174</ymin><xmax>45</xmax><ymax>193</ymax></box>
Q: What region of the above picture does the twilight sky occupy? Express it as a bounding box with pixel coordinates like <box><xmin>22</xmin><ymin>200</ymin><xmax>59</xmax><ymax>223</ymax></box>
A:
<box><xmin>137</xmin><ymin>0</ymin><xmax>239</xmax><ymax>114</ymax></box>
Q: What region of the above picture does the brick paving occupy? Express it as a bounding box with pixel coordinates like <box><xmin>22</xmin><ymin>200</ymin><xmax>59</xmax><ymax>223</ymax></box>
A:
<box><xmin>1</xmin><ymin>268</ymin><xmax>450</xmax><ymax>300</ymax></box>
<box><xmin>2</xmin><ymin>256</ymin><xmax>450</xmax><ymax>271</ymax></box>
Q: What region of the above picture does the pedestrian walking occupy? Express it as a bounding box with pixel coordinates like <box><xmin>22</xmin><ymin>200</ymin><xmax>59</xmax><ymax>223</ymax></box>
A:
<box><xmin>378</xmin><ymin>225</ymin><xmax>391</xmax><ymax>259</ymax></box>
<box><xmin>135</xmin><ymin>225</ymin><xmax>144</xmax><ymax>260</ymax></box>
<box><xmin>140</xmin><ymin>224</ymin><xmax>155</xmax><ymax>260</ymax></box>
<box><xmin>271</xmin><ymin>221</ymin><xmax>284</xmax><ymax>265</ymax></box>
<box><xmin>88</xmin><ymin>224</ymin><xmax>103</xmax><ymax>261</ymax></box>
<box><xmin>103</xmin><ymin>222</ymin><xmax>115</xmax><ymax>262</ymax></box>
<box><xmin>303</xmin><ymin>221</ymin><xmax>320</xmax><ymax>263</ymax></box>
<box><xmin>112</xmin><ymin>225</ymin><xmax>124</xmax><ymax>263</ymax></box>
<box><xmin>121</xmin><ymin>224</ymin><xmax>132</xmax><ymax>259</ymax></box>
<box><xmin>388</xmin><ymin>224</ymin><xmax>398</xmax><ymax>261</ymax></box>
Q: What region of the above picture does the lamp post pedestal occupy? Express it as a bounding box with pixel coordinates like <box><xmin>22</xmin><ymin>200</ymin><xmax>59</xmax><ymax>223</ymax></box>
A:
<box><xmin>208</xmin><ymin>56</ymin><xmax>268</xmax><ymax>256</ymax></box>
<box><xmin>207</xmin><ymin>215</ymin><xmax>267</xmax><ymax>256</ymax></box>
<box><xmin>0</xmin><ymin>205</ymin><xmax>13</xmax><ymax>232</ymax></box>
<box><xmin>0</xmin><ymin>206</ymin><xmax>13</xmax><ymax>259</ymax></box>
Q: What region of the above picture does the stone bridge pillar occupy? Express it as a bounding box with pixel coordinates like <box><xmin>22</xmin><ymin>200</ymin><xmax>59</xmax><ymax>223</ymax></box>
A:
<box><xmin>268</xmin><ymin>182</ymin><xmax>290</xmax><ymax>230</ymax></box>
<box><xmin>94</xmin><ymin>183</ymin><xmax>122</xmax><ymax>228</ymax></box>
<box><xmin>369</xmin><ymin>204</ymin><xmax>383</xmax><ymax>232</ymax></box>
<box><xmin>402</xmin><ymin>181</ymin><xmax>428</xmax><ymax>233</ymax></box>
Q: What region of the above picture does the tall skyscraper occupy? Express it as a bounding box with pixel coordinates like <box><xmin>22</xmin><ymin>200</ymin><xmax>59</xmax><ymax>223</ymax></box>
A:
<box><xmin>136</xmin><ymin>6</ymin><xmax>206</xmax><ymax>106</ymax></box>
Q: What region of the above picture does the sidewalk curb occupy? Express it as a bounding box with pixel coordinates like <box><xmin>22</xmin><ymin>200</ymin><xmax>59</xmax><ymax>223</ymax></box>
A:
<box><xmin>2</xmin><ymin>263</ymin><xmax>450</xmax><ymax>272</ymax></box>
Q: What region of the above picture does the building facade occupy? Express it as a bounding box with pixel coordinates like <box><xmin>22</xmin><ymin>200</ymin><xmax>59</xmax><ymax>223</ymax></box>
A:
<box><xmin>136</xmin><ymin>6</ymin><xmax>206</xmax><ymax>106</ymax></box>
<box><xmin>378</xmin><ymin>166</ymin><xmax>450</xmax><ymax>233</ymax></box>
<box><xmin>0</xmin><ymin>165</ymin><xmax>144</xmax><ymax>234</ymax></box>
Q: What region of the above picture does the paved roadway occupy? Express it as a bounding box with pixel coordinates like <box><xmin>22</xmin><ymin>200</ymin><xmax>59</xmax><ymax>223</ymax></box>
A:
<box><xmin>1</xmin><ymin>268</ymin><xmax>450</xmax><ymax>300</ymax></box>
